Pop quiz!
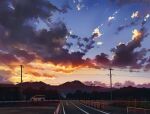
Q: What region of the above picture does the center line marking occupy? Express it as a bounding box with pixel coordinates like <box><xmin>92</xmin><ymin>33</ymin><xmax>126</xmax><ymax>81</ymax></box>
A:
<box><xmin>80</xmin><ymin>102</ymin><xmax>110</xmax><ymax>114</ymax></box>
<box><xmin>71</xmin><ymin>102</ymin><xmax>90</xmax><ymax>114</ymax></box>
<box><xmin>62</xmin><ymin>102</ymin><xmax>66</xmax><ymax>114</ymax></box>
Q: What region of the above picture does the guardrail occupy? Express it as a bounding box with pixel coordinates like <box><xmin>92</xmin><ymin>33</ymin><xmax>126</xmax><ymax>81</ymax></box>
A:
<box><xmin>0</xmin><ymin>100</ymin><xmax>60</xmax><ymax>107</ymax></box>
<box><xmin>111</xmin><ymin>100</ymin><xmax>150</xmax><ymax>108</ymax></box>
<box><xmin>80</xmin><ymin>100</ymin><xmax>110</xmax><ymax>110</ymax></box>
<box><xmin>80</xmin><ymin>100</ymin><xmax>150</xmax><ymax>114</ymax></box>
<box><xmin>0</xmin><ymin>100</ymin><xmax>59</xmax><ymax>103</ymax></box>
<box><xmin>127</xmin><ymin>107</ymin><xmax>150</xmax><ymax>114</ymax></box>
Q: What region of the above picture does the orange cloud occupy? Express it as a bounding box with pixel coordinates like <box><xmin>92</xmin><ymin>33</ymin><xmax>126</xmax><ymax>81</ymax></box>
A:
<box><xmin>28</xmin><ymin>59</ymin><xmax>88</xmax><ymax>74</ymax></box>
<box><xmin>132</xmin><ymin>29</ymin><xmax>143</xmax><ymax>41</ymax></box>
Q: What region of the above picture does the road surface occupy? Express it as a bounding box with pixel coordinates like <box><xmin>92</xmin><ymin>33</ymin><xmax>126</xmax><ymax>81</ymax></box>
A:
<box><xmin>61</xmin><ymin>100</ymin><xmax>110</xmax><ymax>114</ymax></box>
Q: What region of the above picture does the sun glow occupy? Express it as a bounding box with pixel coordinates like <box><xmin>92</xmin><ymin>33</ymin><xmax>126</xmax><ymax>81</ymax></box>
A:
<box><xmin>3</xmin><ymin>58</ymin><xmax>88</xmax><ymax>83</ymax></box>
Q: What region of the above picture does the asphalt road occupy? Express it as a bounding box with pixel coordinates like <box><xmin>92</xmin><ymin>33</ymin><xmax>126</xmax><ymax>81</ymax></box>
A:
<box><xmin>0</xmin><ymin>106</ymin><xmax>56</xmax><ymax>114</ymax></box>
<box><xmin>61</xmin><ymin>100</ymin><xmax>110</xmax><ymax>114</ymax></box>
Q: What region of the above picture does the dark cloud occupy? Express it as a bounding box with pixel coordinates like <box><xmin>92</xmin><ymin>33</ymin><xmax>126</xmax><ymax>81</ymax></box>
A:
<box><xmin>106</xmin><ymin>17</ymin><xmax>150</xmax><ymax>71</ymax></box>
<box><xmin>113</xmin><ymin>81</ymin><xmax>135</xmax><ymax>88</ymax></box>
<box><xmin>0</xmin><ymin>0</ymin><xmax>59</xmax><ymax>47</ymax></box>
<box><xmin>83</xmin><ymin>37</ymin><xmax>90</xmax><ymax>43</ymax></box>
<box><xmin>145</xmin><ymin>64</ymin><xmax>150</xmax><ymax>71</ymax></box>
<box><xmin>65</xmin><ymin>42</ymin><xmax>73</xmax><ymax>49</ymax></box>
<box><xmin>111</xmin><ymin>0</ymin><xmax>150</xmax><ymax>6</ymax></box>
<box><xmin>12</xmin><ymin>49</ymin><xmax>36</xmax><ymax>63</ymax></box>
<box><xmin>116</xmin><ymin>13</ymin><xmax>150</xmax><ymax>34</ymax></box>
<box><xmin>95</xmin><ymin>53</ymin><xmax>110</xmax><ymax>67</ymax></box>
<box><xmin>85</xmin><ymin>81</ymin><xmax>150</xmax><ymax>88</ymax></box>
<box><xmin>112</xmin><ymin>27</ymin><xmax>149</xmax><ymax>69</ymax></box>
<box><xmin>113</xmin><ymin>82</ymin><xmax>123</xmax><ymax>88</ymax></box>
<box><xmin>33</xmin><ymin>22</ymin><xmax>68</xmax><ymax>56</ymax></box>
<box><xmin>92</xmin><ymin>33</ymin><xmax>99</xmax><ymax>39</ymax></box>
<box><xmin>0</xmin><ymin>0</ymin><xmax>58</xmax><ymax>29</ymax></box>
<box><xmin>69</xmin><ymin>34</ymin><xmax>95</xmax><ymax>53</ymax></box>
<box><xmin>0</xmin><ymin>51</ymin><xmax>18</xmax><ymax>64</ymax></box>
<box><xmin>112</xmin><ymin>47</ymin><xmax>149</xmax><ymax>69</ymax></box>
<box><xmin>124</xmin><ymin>80</ymin><xmax>135</xmax><ymax>87</ymax></box>
<box><xmin>116</xmin><ymin>21</ymin><xmax>139</xmax><ymax>33</ymax></box>
<box><xmin>70</xmin><ymin>34</ymin><xmax>79</xmax><ymax>39</ymax></box>
<box><xmin>144</xmin><ymin>57</ymin><xmax>150</xmax><ymax>71</ymax></box>
<box><xmin>61</xmin><ymin>2</ymin><xmax>72</xmax><ymax>13</ymax></box>
<box><xmin>115</xmin><ymin>2</ymin><xmax>150</xmax><ymax>34</ymax></box>
<box><xmin>137</xmin><ymin>83</ymin><xmax>150</xmax><ymax>88</ymax></box>
<box><xmin>0</xmin><ymin>0</ymin><xmax>88</xmax><ymax>67</ymax></box>
<box><xmin>43</xmin><ymin>49</ymin><xmax>85</xmax><ymax>67</ymax></box>
<box><xmin>84</xmin><ymin>81</ymin><xmax>107</xmax><ymax>87</ymax></box>
<box><xmin>93</xmin><ymin>26</ymin><xmax>150</xmax><ymax>70</ymax></box>
<box><xmin>30</xmin><ymin>72</ymin><xmax>56</xmax><ymax>78</ymax></box>
<box><xmin>69</xmin><ymin>25</ymin><xmax>150</xmax><ymax>71</ymax></box>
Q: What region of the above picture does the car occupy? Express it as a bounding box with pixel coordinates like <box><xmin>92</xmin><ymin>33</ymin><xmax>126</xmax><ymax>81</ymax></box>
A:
<box><xmin>30</xmin><ymin>95</ymin><xmax>46</xmax><ymax>101</ymax></box>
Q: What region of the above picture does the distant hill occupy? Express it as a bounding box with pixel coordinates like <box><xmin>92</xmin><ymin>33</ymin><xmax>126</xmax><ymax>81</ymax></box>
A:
<box><xmin>0</xmin><ymin>84</ymin><xmax>16</xmax><ymax>87</ymax></box>
<box><xmin>16</xmin><ymin>81</ymin><xmax>51</xmax><ymax>90</ymax></box>
<box><xmin>58</xmin><ymin>80</ymin><xmax>110</xmax><ymax>94</ymax></box>
<box><xmin>59</xmin><ymin>80</ymin><xmax>86</xmax><ymax>88</ymax></box>
<box><xmin>16</xmin><ymin>80</ymin><xmax>110</xmax><ymax>94</ymax></box>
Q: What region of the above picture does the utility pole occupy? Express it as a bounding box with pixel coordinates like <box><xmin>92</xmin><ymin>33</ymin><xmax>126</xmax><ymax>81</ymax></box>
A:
<box><xmin>20</xmin><ymin>65</ymin><xmax>23</xmax><ymax>84</ymax></box>
<box><xmin>109</xmin><ymin>68</ymin><xmax>113</xmax><ymax>101</ymax></box>
<box><xmin>20</xmin><ymin>65</ymin><xmax>25</xmax><ymax>100</ymax></box>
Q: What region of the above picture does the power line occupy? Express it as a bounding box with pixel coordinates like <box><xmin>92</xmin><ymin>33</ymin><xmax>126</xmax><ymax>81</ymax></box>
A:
<box><xmin>112</xmin><ymin>75</ymin><xmax>150</xmax><ymax>79</ymax></box>
<box><xmin>70</xmin><ymin>73</ymin><xmax>150</xmax><ymax>78</ymax></box>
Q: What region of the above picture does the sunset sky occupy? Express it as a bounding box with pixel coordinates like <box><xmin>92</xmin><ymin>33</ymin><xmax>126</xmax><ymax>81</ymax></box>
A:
<box><xmin>0</xmin><ymin>0</ymin><xmax>150</xmax><ymax>85</ymax></box>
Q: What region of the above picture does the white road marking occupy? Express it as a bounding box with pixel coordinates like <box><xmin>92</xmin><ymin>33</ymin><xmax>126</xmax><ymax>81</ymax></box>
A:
<box><xmin>81</xmin><ymin>103</ymin><xmax>110</xmax><ymax>114</ymax></box>
<box><xmin>70</xmin><ymin>102</ymin><xmax>90</xmax><ymax>114</ymax></box>
<box><xmin>62</xmin><ymin>102</ymin><xmax>66</xmax><ymax>114</ymax></box>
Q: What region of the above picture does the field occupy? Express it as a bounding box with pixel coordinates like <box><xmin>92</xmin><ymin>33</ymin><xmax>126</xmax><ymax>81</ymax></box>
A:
<box><xmin>0</xmin><ymin>107</ymin><xmax>55</xmax><ymax>114</ymax></box>
<box><xmin>0</xmin><ymin>100</ymin><xmax>59</xmax><ymax>114</ymax></box>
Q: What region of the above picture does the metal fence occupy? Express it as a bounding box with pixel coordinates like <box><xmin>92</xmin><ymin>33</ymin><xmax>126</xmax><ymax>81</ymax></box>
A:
<box><xmin>127</xmin><ymin>107</ymin><xmax>150</xmax><ymax>114</ymax></box>
<box><xmin>80</xmin><ymin>100</ymin><xmax>150</xmax><ymax>114</ymax></box>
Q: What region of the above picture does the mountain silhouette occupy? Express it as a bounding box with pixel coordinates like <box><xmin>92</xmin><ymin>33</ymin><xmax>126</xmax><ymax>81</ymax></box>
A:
<box><xmin>16</xmin><ymin>80</ymin><xmax>109</xmax><ymax>94</ymax></box>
